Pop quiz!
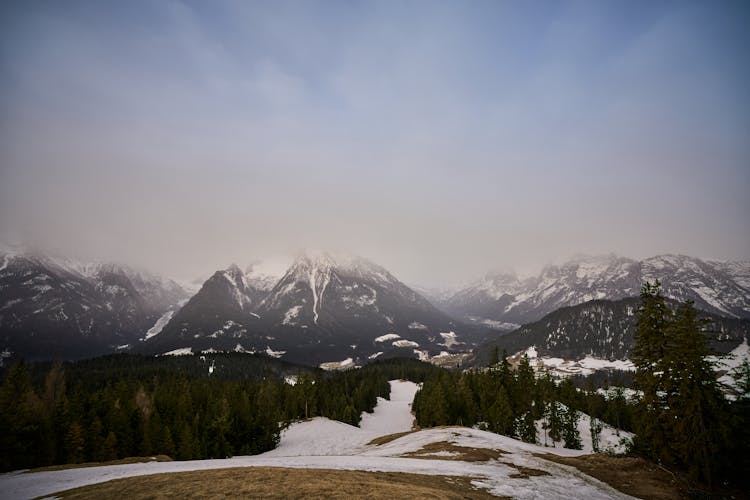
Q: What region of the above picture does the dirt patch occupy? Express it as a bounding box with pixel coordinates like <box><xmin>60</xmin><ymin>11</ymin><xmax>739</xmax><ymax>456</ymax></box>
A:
<box><xmin>501</xmin><ymin>463</ymin><xmax>550</xmax><ymax>479</ymax></box>
<box><xmin>28</xmin><ymin>455</ymin><xmax>173</xmax><ymax>473</ymax></box>
<box><xmin>536</xmin><ymin>453</ymin><xmax>687</xmax><ymax>500</ymax></box>
<box><xmin>402</xmin><ymin>441</ymin><xmax>506</xmax><ymax>462</ymax></box>
<box><xmin>367</xmin><ymin>430</ymin><xmax>418</xmax><ymax>446</ymax></box>
<box><xmin>53</xmin><ymin>466</ymin><xmax>502</xmax><ymax>499</ymax></box>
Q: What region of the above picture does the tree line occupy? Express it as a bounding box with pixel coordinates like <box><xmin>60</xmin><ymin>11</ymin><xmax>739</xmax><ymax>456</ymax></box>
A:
<box><xmin>413</xmin><ymin>351</ymin><xmax>635</xmax><ymax>452</ymax></box>
<box><xmin>0</xmin><ymin>355</ymin><xmax>437</xmax><ymax>472</ymax></box>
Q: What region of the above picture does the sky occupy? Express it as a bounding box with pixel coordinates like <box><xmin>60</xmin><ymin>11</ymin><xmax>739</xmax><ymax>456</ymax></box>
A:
<box><xmin>1</xmin><ymin>0</ymin><xmax>748</xmax><ymax>287</ymax></box>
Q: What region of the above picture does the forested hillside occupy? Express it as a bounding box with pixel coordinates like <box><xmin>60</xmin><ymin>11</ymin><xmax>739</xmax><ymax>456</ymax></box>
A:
<box><xmin>0</xmin><ymin>356</ymin><xmax>439</xmax><ymax>472</ymax></box>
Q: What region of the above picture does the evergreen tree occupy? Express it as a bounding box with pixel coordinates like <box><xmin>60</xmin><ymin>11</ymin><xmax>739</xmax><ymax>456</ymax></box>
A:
<box><xmin>64</xmin><ymin>422</ymin><xmax>85</xmax><ymax>464</ymax></box>
<box><xmin>631</xmin><ymin>281</ymin><xmax>671</xmax><ymax>461</ymax></box>
<box><xmin>665</xmin><ymin>301</ymin><xmax>730</xmax><ymax>485</ymax></box>
<box><xmin>487</xmin><ymin>387</ymin><xmax>513</xmax><ymax>435</ymax></box>
<box><xmin>562</xmin><ymin>406</ymin><xmax>582</xmax><ymax>450</ymax></box>
<box><xmin>517</xmin><ymin>410</ymin><xmax>537</xmax><ymax>444</ymax></box>
<box><xmin>547</xmin><ymin>401</ymin><xmax>563</xmax><ymax>444</ymax></box>
<box><xmin>729</xmin><ymin>358</ymin><xmax>750</xmax><ymax>401</ymax></box>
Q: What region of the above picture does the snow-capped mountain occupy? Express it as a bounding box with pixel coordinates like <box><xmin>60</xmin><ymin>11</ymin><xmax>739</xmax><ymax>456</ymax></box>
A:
<box><xmin>710</xmin><ymin>260</ymin><xmax>750</xmax><ymax>291</ymax></box>
<box><xmin>244</xmin><ymin>258</ymin><xmax>290</xmax><ymax>292</ymax></box>
<box><xmin>641</xmin><ymin>255</ymin><xmax>750</xmax><ymax>319</ymax></box>
<box><xmin>142</xmin><ymin>252</ymin><xmax>482</xmax><ymax>365</ymax></box>
<box><xmin>142</xmin><ymin>264</ymin><xmax>268</xmax><ymax>354</ymax></box>
<box><xmin>0</xmin><ymin>249</ymin><xmax>190</xmax><ymax>360</ymax></box>
<box><xmin>473</xmin><ymin>297</ymin><xmax>750</xmax><ymax>366</ymax></box>
<box><xmin>445</xmin><ymin>254</ymin><xmax>750</xmax><ymax>326</ymax></box>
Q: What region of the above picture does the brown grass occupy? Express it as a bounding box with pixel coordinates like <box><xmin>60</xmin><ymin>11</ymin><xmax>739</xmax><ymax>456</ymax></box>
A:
<box><xmin>367</xmin><ymin>430</ymin><xmax>419</xmax><ymax>446</ymax></box>
<box><xmin>401</xmin><ymin>441</ymin><xmax>507</xmax><ymax>462</ymax></box>
<box><xmin>53</xmin><ymin>466</ymin><xmax>502</xmax><ymax>499</ymax></box>
<box><xmin>29</xmin><ymin>455</ymin><xmax>173</xmax><ymax>473</ymax></box>
<box><xmin>537</xmin><ymin>453</ymin><xmax>687</xmax><ymax>500</ymax></box>
<box><xmin>502</xmin><ymin>463</ymin><xmax>550</xmax><ymax>479</ymax></box>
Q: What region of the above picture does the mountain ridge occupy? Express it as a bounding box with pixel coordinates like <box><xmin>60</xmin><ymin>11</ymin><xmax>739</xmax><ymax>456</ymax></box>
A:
<box><xmin>0</xmin><ymin>250</ymin><xmax>190</xmax><ymax>360</ymax></box>
<box><xmin>143</xmin><ymin>251</ymin><xmax>486</xmax><ymax>365</ymax></box>
<box><xmin>442</xmin><ymin>253</ymin><xmax>750</xmax><ymax>325</ymax></box>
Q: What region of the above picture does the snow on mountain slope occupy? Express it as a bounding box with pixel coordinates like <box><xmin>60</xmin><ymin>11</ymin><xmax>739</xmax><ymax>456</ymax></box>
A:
<box><xmin>0</xmin><ymin>380</ymin><xmax>633</xmax><ymax>500</ymax></box>
<box><xmin>143</xmin><ymin>251</ymin><xmax>494</xmax><ymax>365</ymax></box>
<box><xmin>252</xmin><ymin>251</ymin><xmax>471</xmax><ymax>363</ymax></box>
<box><xmin>0</xmin><ymin>249</ymin><xmax>189</xmax><ymax>360</ymax></box>
<box><xmin>447</xmin><ymin>254</ymin><xmax>750</xmax><ymax>325</ymax></box>
<box><xmin>641</xmin><ymin>255</ymin><xmax>750</xmax><ymax>319</ymax></box>
<box><xmin>245</xmin><ymin>257</ymin><xmax>290</xmax><ymax>291</ymax></box>
<box><xmin>141</xmin><ymin>264</ymin><xmax>269</xmax><ymax>354</ymax></box>
<box><xmin>473</xmin><ymin>297</ymin><xmax>750</xmax><ymax>367</ymax></box>
<box><xmin>711</xmin><ymin>260</ymin><xmax>750</xmax><ymax>291</ymax></box>
<box><xmin>142</xmin><ymin>310</ymin><xmax>175</xmax><ymax>340</ymax></box>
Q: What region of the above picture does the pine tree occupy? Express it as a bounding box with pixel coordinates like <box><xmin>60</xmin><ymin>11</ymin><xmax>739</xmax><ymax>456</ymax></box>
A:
<box><xmin>562</xmin><ymin>406</ymin><xmax>582</xmax><ymax>450</ymax></box>
<box><xmin>631</xmin><ymin>281</ymin><xmax>671</xmax><ymax>461</ymax></box>
<box><xmin>665</xmin><ymin>301</ymin><xmax>729</xmax><ymax>485</ymax></box>
<box><xmin>65</xmin><ymin>422</ymin><xmax>85</xmax><ymax>464</ymax></box>
<box><xmin>517</xmin><ymin>410</ymin><xmax>537</xmax><ymax>444</ymax></box>
<box><xmin>730</xmin><ymin>358</ymin><xmax>750</xmax><ymax>401</ymax></box>
<box><xmin>547</xmin><ymin>401</ymin><xmax>563</xmax><ymax>444</ymax></box>
<box><xmin>487</xmin><ymin>387</ymin><xmax>513</xmax><ymax>436</ymax></box>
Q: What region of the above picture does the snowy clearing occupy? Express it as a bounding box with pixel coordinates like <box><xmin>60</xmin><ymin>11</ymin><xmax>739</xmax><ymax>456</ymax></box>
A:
<box><xmin>374</xmin><ymin>333</ymin><xmax>401</xmax><ymax>342</ymax></box>
<box><xmin>521</xmin><ymin>346</ymin><xmax>634</xmax><ymax>377</ymax></box>
<box><xmin>319</xmin><ymin>358</ymin><xmax>355</xmax><ymax>371</ymax></box>
<box><xmin>0</xmin><ymin>380</ymin><xmax>632</xmax><ymax>499</ymax></box>
<box><xmin>392</xmin><ymin>339</ymin><xmax>419</xmax><ymax>348</ymax></box>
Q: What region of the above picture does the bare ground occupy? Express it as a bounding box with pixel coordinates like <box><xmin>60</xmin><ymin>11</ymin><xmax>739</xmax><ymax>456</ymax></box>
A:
<box><xmin>52</xmin><ymin>466</ymin><xmax>502</xmax><ymax>499</ymax></box>
<box><xmin>401</xmin><ymin>441</ymin><xmax>506</xmax><ymax>462</ymax></box>
<box><xmin>400</xmin><ymin>441</ymin><xmax>549</xmax><ymax>480</ymax></box>
<box><xmin>367</xmin><ymin>430</ymin><xmax>419</xmax><ymax>446</ymax></box>
<box><xmin>537</xmin><ymin>453</ymin><xmax>688</xmax><ymax>500</ymax></box>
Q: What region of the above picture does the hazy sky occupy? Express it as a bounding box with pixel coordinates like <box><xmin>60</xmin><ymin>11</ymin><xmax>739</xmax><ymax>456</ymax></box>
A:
<box><xmin>1</xmin><ymin>0</ymin><xmax>748</xmax><ymax>287</ymax></box>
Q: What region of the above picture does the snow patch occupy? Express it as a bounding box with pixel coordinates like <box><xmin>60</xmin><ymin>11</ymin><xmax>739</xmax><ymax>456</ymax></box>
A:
<box><xmin>234</xmin><ymin>343</ymin><xmax>254</xmax><ymax>354</ymax></box>
<box><xmin>413</xmin><ymin>349</ymin><xmax>430</xmax><ymax>361</ymax></box>
<box><xmin>319</xmin><ymin>357</ymin><xmax>355</xmax><ymax>371</ymax></box>
<box><xmin>265</xmin><ymin>346</ymin><xmax>286</xmax><ymax>358</ymax></box>
<box><xmin>161</xmin><ymin>347</ymin><xmax>193</xmax><ymax>356</ymax></box>
<box><xmin>535</xmin><ymin>405</ymin><xmax>634</xmax><ymax>454</ymax></box>
<box><xmin>392</xmin><ymin>339</ymin><xmax>419</xmax><ymax>348</ymax></box>
<box><xmin>439</xmin><ymin>331</ymin><xmax>459</xmax><ymax>348</ymax></box>
<box><xmin>282</xmin><ymin>305</ymin><xmax>302</xmax><ymax>326</ymax></box>
<box><xmin>143</xmin><ymin>310</ymin><xmax>174</xmax><ymax>340</ymax></box>
<box><xmin>375</xmin><ymin>333</ymin><xmax>400</xmax><ymax>342</ymax></box>
<box><xmin>520</xmin><ymin>347</ymin><xmax>634</xmax><ymax>377</ymax></box>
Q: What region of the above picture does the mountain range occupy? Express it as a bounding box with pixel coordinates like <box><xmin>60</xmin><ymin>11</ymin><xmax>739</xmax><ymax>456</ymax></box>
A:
<box><xmin>0</xmin><ymin>250</ymin><xmax>189</xmax><ymax>360</ymax></box>
<box><xmin>441</xmin><ymin>254</ymin><xmax>750</xmax><ymax>327</ymax></box>
<box><xmin>143</xmin><ymin>252</ymin><xmax>480</xmax><ymax>365</ymax></box>
<box><xmin>471</xmin><ymin>297</ymin><xmax>750</xmax><ymax>367</ymax></box>
<box><xmin>1</xmin><ymin>248</ymin><xmax>748</xmax><ymax>367</ymax></box>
